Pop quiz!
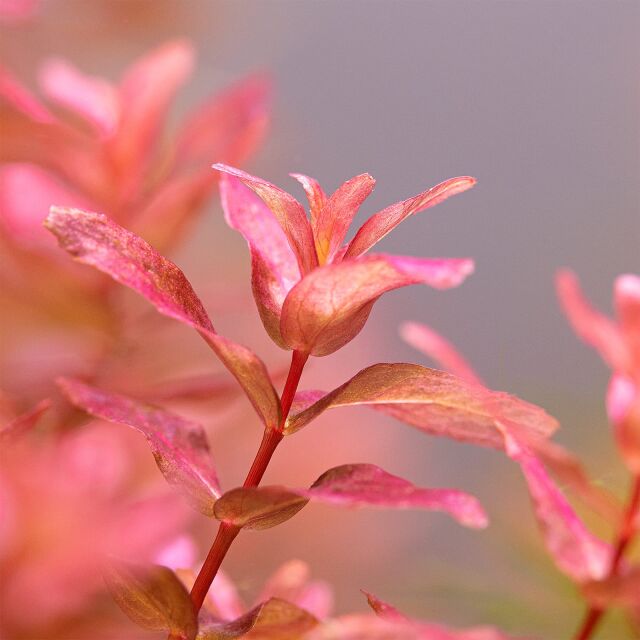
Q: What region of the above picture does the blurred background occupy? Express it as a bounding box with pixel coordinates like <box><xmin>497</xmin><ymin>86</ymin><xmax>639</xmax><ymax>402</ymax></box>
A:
<box><xmin>1</xmin><ymin>1</ymin><xmax>638</xmax><ymax>638</ymax></box>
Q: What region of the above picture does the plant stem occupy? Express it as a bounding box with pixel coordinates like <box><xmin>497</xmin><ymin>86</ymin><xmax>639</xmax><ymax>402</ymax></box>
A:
<box><xmin>188</xmin><ymin>350</ymin><xmax>309</xmax><ymax>615</ymax></box>
<box><xmin>573</xmin><ymin>473</ymin><xmax>640</xmax><ymax>640</ymax></box>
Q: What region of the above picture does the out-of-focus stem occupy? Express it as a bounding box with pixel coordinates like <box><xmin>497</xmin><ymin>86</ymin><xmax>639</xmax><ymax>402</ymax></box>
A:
<box><xmin>188</xmin><ymin>350</ymin><xmax>309</xmax><ymax>617</ymax></box>
<box><xmin>573</xmin><ymin>474</ymin><xmax>640</xmax><ymax>640</ymax></box>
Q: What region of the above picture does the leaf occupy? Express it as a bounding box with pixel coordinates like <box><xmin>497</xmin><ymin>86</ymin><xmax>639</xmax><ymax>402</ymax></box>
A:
<box><xmin>401</xmin><ymin>321</ymin><xmax>620</xmax><ymax>520</ymax></box>
<box><xmin>400</xmin><ymin>321</ymin><xmax>483</xmax><ymax>385</ymax></box>
<box><xmin>298</xmin><ymin>464</ymin><xmax>487</xmax><ymax>529</ymax></box>
<box><xmin>58</xmin><ymin>378</ymin><xmax>221</xmax><ymax>516</ymax></box>
<box><xmin>0</xmin><ymin>63</ymin><xmax>54</xmax><ymax>123</ymax></box>
<box><xmin>280</xmin><ymin>255</ymin><xmax>474</xmax><ymax>356</ymax></box>
<box><xmin>502</xmin><ymin>431</ymin><xmax>611</xmax><ymax>584</ymax></box>
<box><xmin>212</xmin><ymin>164</ymin><xmax>318</xmax><ymax>275</ymax></box>
<box><xmin>363</xmin><ymin>592</ymin><xmax>521</xmax><ymax>640</ymax></box>
<box><xmin>45</xmin><ymin>206</ymin><xmax>280</xmax><ymax>429</ymax></box>
<box><xmin>219</xmin><ymin>173</ymin><xmax>300</xmax><ymax>347</ymax></box>
<box><xmin>214</xmin><ymin>486</ymin><xmax>309</xmax><ymax>530</ymax></box>
<box><xmin>312</xmin><ymin>173</ymin><xmax>375</xmax><ymax>264</ymax></box>
<box><xmin>344</xmin><ymin>176</ymin><xmax>476</xmax><ymax>259</ymax></box>
<box><xmin>0</xmin><ymin>399</ymin><xmax>50</xmax><ymax>443</ymax></box>
<box><xmin>103</xmin><ymin>561</ymin><xmax>197</xmax><ymax>640</ymax></box>
<box><xmin>304</xmin><ymin>614</ymin><xmax>421</xmax><ymax>640</ymax></box>
<box><xmin>113</xmin><ymin>39</ymin><xmax>194</xmax><ymax>175</ymax></box>
<box><xmin>614</xmin><ymin>273</ymin><xmax>640</xmax><ymax>366</ymax></box>
<box><xmin>286</xmin><ymin>363</ymin><xmax>558</xmax><ymax>449</ymax></box>
<box><xmin>197</xmin><ymin>597</ymin><xmax>318</xmax><ymax>639</ymax></box>
<box><xmin>257</xmin><ymin>560</ymin><xmax>333</xmax><ymax>620</ymax></box>
<box><xmin>38</xmin><ymin>57</ymin><xmax>120</xmax><ymax>136</ymax></box>
<box><xmin>607</xmin><ymin>374</ymin><xmax>640</xmax><ymax>473</ymax></box>
<box><xmin>556</xmin><ymin>270</ymin><xmax>629</xmax><ymax>373</ymax></box>
<box><xmin>289</xmin><ymin>173</ymin><xmax>327</xmax><ymax>230</ymax></box>
<box><xmin>177</xmin><ymin>74</ymin><xmax>270</xmax><ymax>170</ymax></box>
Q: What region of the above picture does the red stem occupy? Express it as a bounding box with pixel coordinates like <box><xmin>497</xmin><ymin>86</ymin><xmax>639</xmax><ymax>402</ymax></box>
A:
<box><xmin>188</xmin><ymin>350</ymin><xmax>309</xmax><ymax>615</ymax></box>
<box><xmin>573</xmin><ymin>474</ymin><xmax>640</xmax><ymax>640</ymax></box>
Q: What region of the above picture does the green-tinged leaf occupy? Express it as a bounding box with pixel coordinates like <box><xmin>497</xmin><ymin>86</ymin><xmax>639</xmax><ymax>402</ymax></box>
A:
<box><xmin>104</xmin><ymin>561</ymin><xmax>197</xmax><ymax>640</ymax></box>
<box><xmin>213</xmin><ymin>487</ymin><xmax>309</xmax><ymax>531</ymax></box>
<box><xmin>197</xmin><ymin>597</ymin><xmax>318</xmax><ymax>639</ymax></box>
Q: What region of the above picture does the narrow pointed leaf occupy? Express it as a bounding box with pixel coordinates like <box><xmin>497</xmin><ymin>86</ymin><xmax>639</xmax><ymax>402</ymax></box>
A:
<box><xmin>614</xmin><ymin>273</ymin><xmax>640</xmax><ymax>364</ymax></box>
<box><xmin>281</xmin><ymin>255</ymin><xmax>474</xmax><ymax>356</ymax></box>
<box><xmin>364</xmin><ymin>592</ymin><xmax>520</xmax><ymax>640</ymax></box>
<box><xmin>607</xmin><ymin>374</ymin><xmax>640</xmax><ymax>474</ymax></box>
<box><xmin>214</xmin><ymin>485</ymin><xmax>309</xmax><ymax>530</ymax></box>
<box><xmin>177</xmin><ymin>74</ymin><xmax>270</xmax><ymax>169</ymax></box>
<box><xmin>0</xmin><ymin>399</ymin><xmax>50</xmax><ymax>443</ymax></box>
<box><xmin>400</xmin><ymin>321</ymin><xmax>483</xmax><ymax>385</ymax></box>
<box><xmin>197</xmin><ymin>597</ymin><xmax>318</xmax><ymax>640</ymax></box>
<box><xmin>297</xmin><ymin>464</ymin><xmax>487</xmax><ymax>529</ymax></box>
<box><xmin>212</xmin><ymin>163</ymin><xmax>317</xmax><ymax>274</ymax></box>
<box><xmin>502</xmin><ymin>431</ymin><xmax>610</xmax><ymax>583</ymax></box>
<box><xmin>38</xmin><ymin>58</ymin><xmax>120</xmax><ymax>135</ymax></box>
<box><xmin>313</xmin><ymin>173</ymin><xmax>375</xmax><ymax>264</ymax></box>
<box><xmin>0</xmin><ymin>64</ymin><xmax>54</xmax><ymax>122</ymax></box>
<box><xmin>114</xmin><ymin>39</ymin><xmax>194</xmax><ymax>172</ymax></box>
<box><xmin>44</xmin><ymin>206</ymin><xmax>280</xmax><ymax>428</ymax></box>
<box><xmin>556</xmin><ymin>270</ymin><xmax>629</xmax><ymax>372</ymax></box>
<box><xmin>286</xmin><ymin>363</ymin><xmax>557</xmax><ymax>450</ymax></box>
<box><xmin>220</xmin><ymin>173</ymin><xmax>300</xmax><ymax>347</ymax></box>
<box><xmin>344</xmin><ymin>176</ymin><xmax>476</xmax><ymax>258</ymax></box>
<box><xmin>59</xmin><ymin>378</ymin><xmax>221</xmax><ymax>516</ymax></box>
<box><xmin>290</xmin><ymin>173</ymin><xmax>327</xmax><ymax>230</ymax></box>
<box><xmin>104</xmin><ymin>561</ymin><xmax>197</xmax><ymax>640</ymax></box>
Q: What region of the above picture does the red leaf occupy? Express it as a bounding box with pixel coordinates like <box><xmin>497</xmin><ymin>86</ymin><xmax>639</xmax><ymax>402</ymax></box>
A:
<box><xmin>212</xmin><ymin>163</ymin><xmax>318</xmax><ymax>275</ymax></box>
<box><xmin>344</xmin><ymin>176</ymin><xmax>476</xmax><ymax>259</ymax></box>
<box><xmin>59</xmin><ymin>378</ymin><xmax>221</xmax><ymax>516</ymax></box>
<box><xmin>280</xmin><ymin>255</ymin><xmax>473</xmax><ymax>356</ymax></box>
<box><xmin>286</xmin><ymin>363</ymin><xmax>557</xmax><ymax>449</ymax></box>
<box><xmin>313</xmin><ymin>173</ymin><xmax>375</xmax><ymax>264</ymax></box>
<box><xmin>44</xmin><ymin>206</ymin><xmax>280</xmax><ymax>428</ymax></box>
<box><xmin>219</xmin><ymin>173</ymin><xmax>300</xmax><ymax>347</ymax></box>
<box><xmin>0</xmin><ymin>398</ymin><xmax>50</xmax><ymax>443</ymax></box>
<box><xmin>298</xmin><ymin>464</ymin><xmax>487</xmax><ymax>529</ymax></box>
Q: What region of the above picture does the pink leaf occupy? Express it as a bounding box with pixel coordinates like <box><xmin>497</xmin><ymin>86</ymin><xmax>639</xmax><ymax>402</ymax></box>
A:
<box><xmin>197</xmin><ymin>597</ymin><xmax>318</xmax><ymax>639</ymax></box>
<box><xmin>0</xmin><ymin>64</ymin><xmax>53</xmax><ymax>122</ymax></box>
<box><xmin>280</xmin><ymin>255</ymin><xmax>474</xmax><ymax>356</ymax></box>
<box><xmin>212</xmin><ymin>163</ymin><xmax>318</xmax><ymax>275</ymax></box>
<box><xmin>219</xmin><ymin>173</ymin><xmax>300</xmax><ymax>347</ymax></box>
<box><xmin>614</xmin><ymin>273</ymin><xmax>640</xmax><ymax>368</ymax></box>
<box><xmin>0</xmin><ymin>399</ymin><xmax>50</xmax><ymax>443</ymax></box>
<box><xmin>113</xmin><ymin>39</ymin><xmax>195</xmax><ymax>176</ymax></box>
<box><xmin>502</xmin><ymin>431</ymin><xmax>611</xmax><ymax>583</ymax></box>
<box><xmin>305</xmin><ymin>614</ymin><xmax>421</xmax><ymax>640</ymax></box>
<box><xmin>364</xmin><ymin>592</ymin><xmax>522</xmax><ymax>640</ymax></box>
<box><xmin>607</xmin><ymin>374</ymin><xmax>640</xmax><ymax>474</ymax></box>
<box><xmin>290</xmin><ymin>173</ymin><xmax>327</xmax><ymax>230</ymax></box>
<box><xmin>344</xmin><ymin>176</ymin><xmax>476</xmax><ymax>258</ymax></box>
<box><xmin>297</xmin><ymin>464</ymin><xmax>488</xmax><ymax>529</ymax></box>
<box><xmin>313</xmin><ymin>173</ymin><xmax>376</xmax><ymax>264</ymax></box>
<box><xmin>582</xmin><ymin>567</ymin><xmax>640</xmax><ymax>611</ymax></box>
<box><xmin>400</xmin><ymin>321</ymin><xmax>483</xmax><ymax>385</ymax></box>
<box><xmin>58</xmin><ymin>378</ymin><xmax>221</xmax><ymax>516</ymax></box>
<box><xmin>38</xmin><ymin>58</ymin><xmax>120</xmax><ymax>136</ymax></box>
<box><xmin>103</xmin><ymin>561</ymin><xmax>197</xmax><ymax>640</ymax></box>
<box><xmin>44</xmin><ymin>206</ymin><xmax>280</xmax><ymax>428</ymax></box>
<box><xmin>556</xmin><ymin>270</ymin><xmax>629</xmax><ymax>373</ymax></box>
<box><xmin>176</xmin><ymin>73</ymin><xmax>270</xmax><ymax>170</ymax></box>
<box><xmin>257</xmin><ymin>560</ymin><xmax>333</xmax><ymax>620</ymax></box>
<box><xmin>286</xmin><ymin>363</ymin><xmax>557</xmax><ymax>449</ymax></box>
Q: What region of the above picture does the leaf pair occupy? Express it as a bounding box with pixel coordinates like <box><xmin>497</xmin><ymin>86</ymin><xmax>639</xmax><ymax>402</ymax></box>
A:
<box><xmin>105</xmin><ymin>561</ymin><xmax>320</xmax><ymax>640</ymax></box>
<box><xmin>216</xmin><ymin>165</ymin><xmax>475</xmax><ymax>355</ymax></box>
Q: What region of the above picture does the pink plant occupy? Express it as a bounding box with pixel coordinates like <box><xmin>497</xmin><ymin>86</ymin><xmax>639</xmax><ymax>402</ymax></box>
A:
<box><xmin>40</xmin><ymin>160</ymin><xmax>563</xmax><ymax>639</ymax></box>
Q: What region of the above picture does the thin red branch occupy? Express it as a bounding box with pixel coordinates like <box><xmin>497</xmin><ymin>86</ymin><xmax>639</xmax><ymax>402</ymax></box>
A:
<box><xmin>187</xmin><ymin>349</ymin><xmax>309</xmax><ymax>617</ymax></box>
<box><xmin>573</xmin><ymin>473</ymin><xmax>640</xmax><ymax>640</ymax></box>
